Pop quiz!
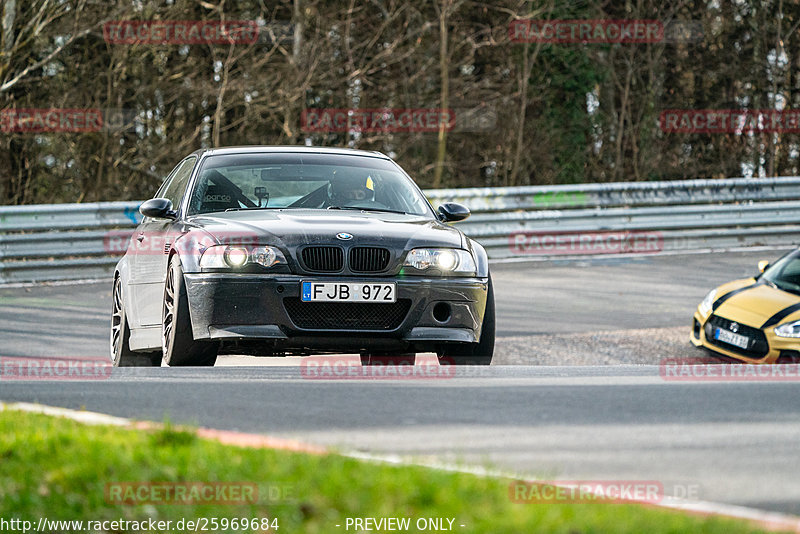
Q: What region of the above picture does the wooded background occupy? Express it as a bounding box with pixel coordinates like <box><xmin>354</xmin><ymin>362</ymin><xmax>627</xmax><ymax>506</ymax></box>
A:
<box><xmin>1</xmin><ymin>0</ymin><xmax>799</xmax><ymax>204</ymax></box>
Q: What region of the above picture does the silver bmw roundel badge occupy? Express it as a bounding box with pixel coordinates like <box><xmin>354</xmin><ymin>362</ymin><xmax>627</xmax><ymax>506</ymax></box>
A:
<box><xmin>336</xmin><ymin>232</ymin><xmax>353</xmax><ymax>240</ymax></box>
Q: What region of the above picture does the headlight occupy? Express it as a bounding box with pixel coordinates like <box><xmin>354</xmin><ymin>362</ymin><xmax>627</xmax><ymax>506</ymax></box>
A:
<box><xmin>200</xmin><ymin>244</ymin><xmax>286</xmax><ymax>269</ymax></box>
<box><xmin>224</xmin><ymin>246</ymin><xmax>249</xmax><ymax>267</ymax></box>
<box><xmin>404</xmin><ymin>248</ymin><xmax>476</xmax><ymax>274</ymax></box>
<box><xmin>698</xmin><ymin>288</ymin><xmax>717</xmax><ymax>315</ymax></box>
<box><xmin>775</xmin><ymin>320</ymin><xmax>800</xmax><ymax>338</ymax></box>
<box><xmin>251</xmin><ymin>246</ymin><xmax>280</xmax><ymax>267</ymax></box>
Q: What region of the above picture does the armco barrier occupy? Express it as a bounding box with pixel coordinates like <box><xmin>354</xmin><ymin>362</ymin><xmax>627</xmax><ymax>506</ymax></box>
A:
<box><xmin>1</xmin><ymin>176</ymin><xmax>800</xmax><ymax>283</ymax></box>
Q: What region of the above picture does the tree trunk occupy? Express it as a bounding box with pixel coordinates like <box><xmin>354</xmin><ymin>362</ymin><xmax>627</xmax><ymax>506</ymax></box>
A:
<box><xmin>433</xmin><ymin>1</ymin><xmax>450</xmax><ymax>189</ymax></box>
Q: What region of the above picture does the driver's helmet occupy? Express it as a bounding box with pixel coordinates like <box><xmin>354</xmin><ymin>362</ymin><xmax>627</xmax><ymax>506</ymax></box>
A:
<box><xmin>328</xmin><ymin>168</ymin><xmax>375</xmax><ymax>204</ymax></box>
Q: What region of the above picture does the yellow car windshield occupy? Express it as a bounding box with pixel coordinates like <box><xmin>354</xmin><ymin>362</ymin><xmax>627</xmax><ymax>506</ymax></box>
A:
<box><xmin>762</xmin><ymin>252</ymin><xmax>800</xmax><ymax>295</ymax></box>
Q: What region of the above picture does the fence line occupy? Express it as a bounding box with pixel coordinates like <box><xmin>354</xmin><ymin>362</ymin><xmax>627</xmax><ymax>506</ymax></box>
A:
<box><xmin>2</xmin><ymin>176</ymin><xmax>799</xmax><ymax>283</ymax></box>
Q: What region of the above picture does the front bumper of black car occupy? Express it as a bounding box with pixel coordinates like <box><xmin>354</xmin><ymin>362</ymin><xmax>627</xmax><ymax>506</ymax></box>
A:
<box><xmin>183</xmin><ymin>273</ymin><xmax>489</xmax><ymax>354</ymax></box>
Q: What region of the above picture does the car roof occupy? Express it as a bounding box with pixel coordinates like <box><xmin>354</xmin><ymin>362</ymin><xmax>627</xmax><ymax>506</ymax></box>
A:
<box><xmin>191</xmin><ymin>145</ymin><xmax>390</xmax><ymax>159</ymax></box>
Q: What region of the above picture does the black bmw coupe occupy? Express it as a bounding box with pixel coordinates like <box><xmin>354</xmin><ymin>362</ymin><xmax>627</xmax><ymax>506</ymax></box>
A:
<box><xmin>111</xmin><ymin>146</ymin><xmax>494</xmax><ymax>367</ymax></box>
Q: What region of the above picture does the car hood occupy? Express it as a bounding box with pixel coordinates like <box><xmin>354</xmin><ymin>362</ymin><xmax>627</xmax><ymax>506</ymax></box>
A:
<box><xmin>187</xmin><ymin>209</ymin><xmax>464</xmax><ymax>250</ymax></box>
<box><xmin>715</xmin><ymin>279</ymin><xmax>800</xmax><ymax>328</ymax></box>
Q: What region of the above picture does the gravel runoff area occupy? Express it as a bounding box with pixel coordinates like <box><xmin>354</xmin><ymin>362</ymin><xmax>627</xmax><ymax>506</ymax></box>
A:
<box><xmin>493</xmin><ymin>326</ymin><xmax>697</xmax><ymax>365</ymax></box>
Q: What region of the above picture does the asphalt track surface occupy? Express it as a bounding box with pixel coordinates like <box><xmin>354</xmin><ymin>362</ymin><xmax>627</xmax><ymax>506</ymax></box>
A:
<box><xmin>2</xmin><ymin>249</ymin><xmax>800</xmax><ymax>515</ymax></box>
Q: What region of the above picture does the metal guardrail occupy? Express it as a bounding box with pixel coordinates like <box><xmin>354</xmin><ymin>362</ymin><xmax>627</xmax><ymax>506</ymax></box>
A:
<box><xmin>425</xmin><ymin>176</ymin><xmax>800</xmax><ymax>211</ymax></box>
<box><xmin>2</xmin><ymin>176</ymin><xmax>800</xmax><ymax>283</ymax></box>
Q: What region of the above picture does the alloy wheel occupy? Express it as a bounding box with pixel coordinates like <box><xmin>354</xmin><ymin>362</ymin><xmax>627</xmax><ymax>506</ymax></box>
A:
<box><xmin>162</xmin><ymin>264</ymin><xmax>175</xmax><ymax>356</ymax></box>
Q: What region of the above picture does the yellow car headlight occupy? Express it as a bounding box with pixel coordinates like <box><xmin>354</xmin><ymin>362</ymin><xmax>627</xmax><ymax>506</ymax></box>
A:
<box><xmin>698</xmin><ymin>288</ymin><xmax>717</xmax><ymax>315</ymax></box>
<box><xmin>774</xmin><ymin>320</ymin><xmax>800</xmax><ymax>338</ymax></box>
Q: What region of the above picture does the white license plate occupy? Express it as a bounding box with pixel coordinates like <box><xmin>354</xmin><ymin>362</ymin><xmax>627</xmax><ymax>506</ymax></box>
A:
<box><xmin>301</xmin><ymin>281</ymin><xmax>396</xmax><ymax>303</ymax></box>
<box><xmin>714</xmin><ymin>327</ymin><xmax>749</xmax><ymax>349</ymax></box>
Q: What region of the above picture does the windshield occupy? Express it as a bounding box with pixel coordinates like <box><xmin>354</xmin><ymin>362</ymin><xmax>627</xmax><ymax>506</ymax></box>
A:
<box><xmin>186</xmin><ymin>153</ymin><xmax>433</xmax><ymax>217</ymax></box>
<box><xmin>761</xmin><ymin>251</ymin><xmax>800</xmax><ymax>295</ymax></box>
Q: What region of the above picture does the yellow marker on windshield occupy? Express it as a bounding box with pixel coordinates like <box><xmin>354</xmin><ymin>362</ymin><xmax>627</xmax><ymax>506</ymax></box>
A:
<box><xmin>366</xmin><ymin>176</ymin><xmax>374</xmax><ymax>191</ymax></box>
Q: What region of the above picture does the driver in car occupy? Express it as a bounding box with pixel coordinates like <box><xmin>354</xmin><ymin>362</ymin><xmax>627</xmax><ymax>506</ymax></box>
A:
<box><xmin>327</xmin><ymin>169</ymin><xmax>375</xmax><ymax>206</ymax></box>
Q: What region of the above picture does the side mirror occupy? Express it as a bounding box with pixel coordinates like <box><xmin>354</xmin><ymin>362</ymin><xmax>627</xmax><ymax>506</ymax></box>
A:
<box><xmin>437</xmin><ymin>202</ymin><xmax>470</xmax><ymax>222</ymax></box>
<box><xmin>758</xmin><ymin>260</ymin><xmax>770</xmax><ymax>273</ymax></box>
<box><xmin>139</xmin><ymin>198</ymin><xmax>176</xmax><ymax>220</ymax></box>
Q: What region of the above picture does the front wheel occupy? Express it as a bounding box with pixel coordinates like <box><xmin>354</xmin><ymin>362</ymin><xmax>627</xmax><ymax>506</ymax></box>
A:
<box><xmin>162</xmin><ymin>255</ymin><xmax>218</xmax><ymax>366</ymax></box>
<box><xmin>438</xmin><ymin>275</ymin><xmax>495</xmax><ymax>366</ymax></box>
<box><xmin>111</xmin><ymin>276</ymin><xmax>161</xmax><ymax>367</ymax></box>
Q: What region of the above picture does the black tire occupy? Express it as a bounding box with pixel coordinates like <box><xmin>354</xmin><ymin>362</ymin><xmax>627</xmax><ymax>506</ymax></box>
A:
<box><xmin>438</xmin><ymin>275</ymin><xmax>495</xmax><ymax>365</ymax></box>
<box><xmin>111</xmin><ymin>276</ymin><xmax>161</xmax><ymax>367</ymax></box>
<box><xmin>360</xmin><ymin>353</ymin><xmax>416</xmax><ymax>366</ymax></box>
<box><xmin>162</xmin><ymin>255</ymin><xmax>218</xmax><ymax>366</ymax></box>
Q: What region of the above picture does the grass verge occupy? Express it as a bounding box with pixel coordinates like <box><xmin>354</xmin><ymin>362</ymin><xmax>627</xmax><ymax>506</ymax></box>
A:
<box><xmin>0</xmin><ymin>409</ymin><xmax>774</xmax><ymax>533</ymax></box>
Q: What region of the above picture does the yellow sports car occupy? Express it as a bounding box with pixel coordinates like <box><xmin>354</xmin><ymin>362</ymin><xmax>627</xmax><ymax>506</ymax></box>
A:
<box><xmin>691</xmin><ymin>252</ymin><xmax>800</xmax><ymax>363</ymax></box>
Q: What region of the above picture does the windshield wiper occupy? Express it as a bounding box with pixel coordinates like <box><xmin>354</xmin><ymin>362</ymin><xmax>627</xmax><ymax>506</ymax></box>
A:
<box><xmin>326</xmin><ymin>206</ymin><xmax>408</xmax><ymax>215</ymax></box>
<box><xmin>764</xmin><ymin>278</ymin><xmax>778</xmax><ymax>289</ymax></box>
<box><xmin>766</xmin><ymin>278</ymin><xmax>800</xmax><ymax>296</ymax></box>
<box><xmin>225</xmin><ymin>206</ymin><xmax>283</xmax><ymax>212</ymax></box>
